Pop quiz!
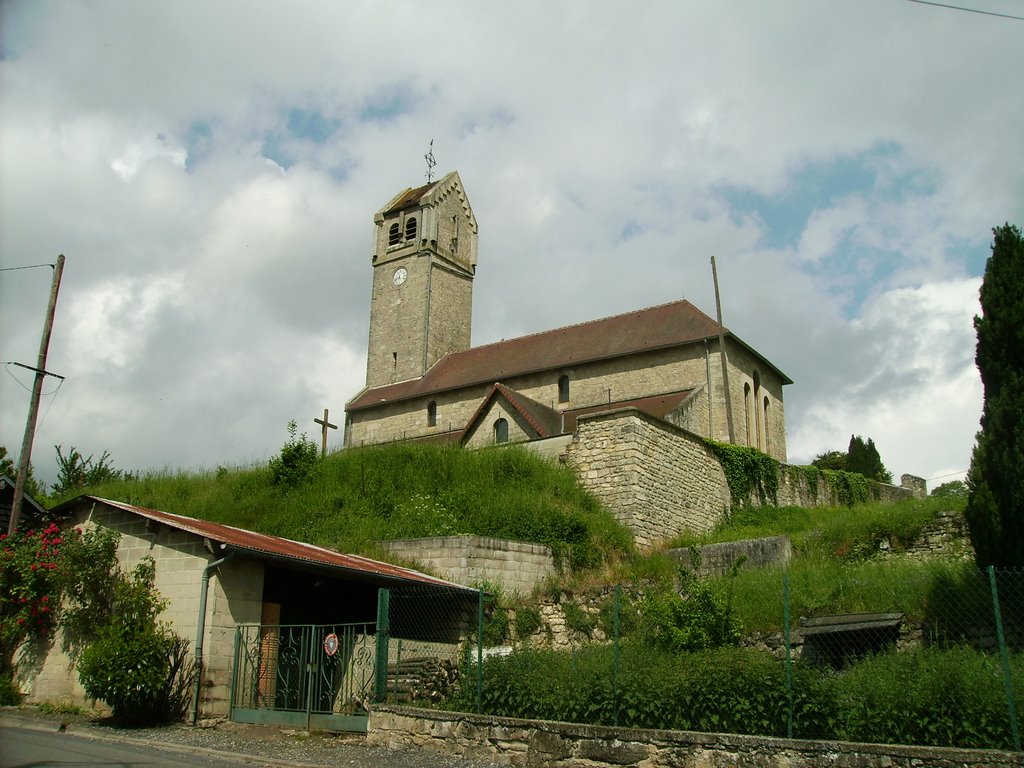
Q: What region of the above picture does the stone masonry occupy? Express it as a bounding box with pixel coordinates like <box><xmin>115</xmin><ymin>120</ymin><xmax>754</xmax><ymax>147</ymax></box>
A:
<box><xmin>368</xmin><ymin>705</ymin><xmax>1024</xmax><ymax>768</ymax></box>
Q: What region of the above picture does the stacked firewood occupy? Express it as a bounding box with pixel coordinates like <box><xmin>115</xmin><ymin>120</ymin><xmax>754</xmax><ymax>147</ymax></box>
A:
<box><xmin>385</xmin><ymin>656</ymin><xmax>460</xmax><ymax>703</ymax></box>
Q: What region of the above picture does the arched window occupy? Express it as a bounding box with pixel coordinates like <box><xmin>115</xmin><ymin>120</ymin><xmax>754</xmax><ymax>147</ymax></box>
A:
<box><xmin>763</xmin><ymin>397</ymin><xmax>771</xmax><ymax>454</ymax></box>
<box><xmin>558</xmin><ymin>375</ymin><xmax>570</xmax><ymax>404</ymax></box>
<box><xmin>388</xmin><ymin>222</ymin><xmax>401</xmax><ymax>246</ymax></box>
<box><xmin>752</xmin><ymin>371</ymin><xmax>763</xmax><ymax>451</ymax></box>
<box><xmin>744</xmin><ymin>383</ymin><xmax>753</xmax><ymax>447</ymax></box>
<box><xmin>405</xmin><ymin>216</ymin><xmax>418</xmax><ymax>241</ymax></box>
<box><xmin>427</xmin><ymin>400</ymin><xmax>437</xmax><ymax>428</ymax></box>
<box><xmin>494</xmin><ymin>418</ymin><xmax>509</xmax><ymax>444</ymax></box>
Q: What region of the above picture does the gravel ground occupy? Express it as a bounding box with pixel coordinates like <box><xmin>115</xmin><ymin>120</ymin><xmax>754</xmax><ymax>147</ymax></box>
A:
<box><xmin>0</xmin><ymin>707</ymin><xmax>506</xmax><ymax>768</ymax></box>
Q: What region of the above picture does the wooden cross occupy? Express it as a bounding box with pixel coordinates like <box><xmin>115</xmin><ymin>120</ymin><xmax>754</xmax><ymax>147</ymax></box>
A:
<box><xmin>313</xmin><ymin>408</ymin><xmax>337</xmax><ymax>457</ymax></box>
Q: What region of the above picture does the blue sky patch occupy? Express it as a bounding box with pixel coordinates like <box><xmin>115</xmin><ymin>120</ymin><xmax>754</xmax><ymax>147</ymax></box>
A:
<box><xmin>360</xmin><ymin>84</ymin><xmax>417</xmax><ymax>123</ymax></box>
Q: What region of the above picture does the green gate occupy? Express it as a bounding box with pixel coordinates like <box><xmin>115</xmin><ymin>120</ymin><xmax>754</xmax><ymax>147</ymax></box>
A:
<box><xmin>230</xmin><ymin>622</ymin><xmax>376</xmax><ymax>732</ymax></box>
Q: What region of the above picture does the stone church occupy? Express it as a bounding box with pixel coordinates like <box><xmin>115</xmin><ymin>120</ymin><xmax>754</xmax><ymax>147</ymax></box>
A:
<box><xmin>344</xmin><ymin>171</ymin><xmax>791</xmax><ymax>462</ymax></box>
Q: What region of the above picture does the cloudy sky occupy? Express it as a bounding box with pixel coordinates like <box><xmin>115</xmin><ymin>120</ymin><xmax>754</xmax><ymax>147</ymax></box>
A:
<box><xmin>1</xmin><ymin>0</ymin><xmax>1021</xmax><ymax>491</ymax></box>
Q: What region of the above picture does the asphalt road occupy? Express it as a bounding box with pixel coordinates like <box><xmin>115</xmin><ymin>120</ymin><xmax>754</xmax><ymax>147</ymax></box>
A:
<box><xmin>0</xmin><ymin>725</ymin><xmax>249</xmax><ymax>767</ymax></box>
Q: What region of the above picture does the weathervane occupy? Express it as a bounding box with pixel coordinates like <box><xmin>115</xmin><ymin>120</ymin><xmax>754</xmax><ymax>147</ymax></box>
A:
<box><xmin>425</xmin><ymin>139</ymin><xmax>437</xmax><ymax>182</ymax></box>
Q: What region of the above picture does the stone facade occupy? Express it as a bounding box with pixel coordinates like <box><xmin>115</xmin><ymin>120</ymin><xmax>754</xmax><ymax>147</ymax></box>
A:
<box><xmin>378</xmin><ymin>536</ymin><xmax>556</xmax><ymax>597</ymax></box>
<box><xmin>365</xmin><ymin>171</ymin><xmax>477</xmax><ymax>388</ymax></box>
<box><xmin>20</xmin><ymin>502</ymin><xmax>264</xmax><ymax>715</ymax></box>
<box><xmin>564</xmin><ymin>409</ymin><xmax>731</xmax><ymax>549</ymax></box>
<box><xmin>368</xmin><ymin>705</ymin><xmax>1023</xmax><ymax>768</ymax></box>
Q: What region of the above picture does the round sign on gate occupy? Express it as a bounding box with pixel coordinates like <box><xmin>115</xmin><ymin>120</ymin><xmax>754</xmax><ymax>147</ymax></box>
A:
<box><xmin>323</xmin><ymin>632</ymin><xmax>339</xmax><ymax>657</ymax></box>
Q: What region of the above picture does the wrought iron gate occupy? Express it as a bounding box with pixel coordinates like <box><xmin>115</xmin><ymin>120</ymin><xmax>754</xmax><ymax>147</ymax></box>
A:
<box><xmin>230</xmin><ymin>622</ymin><xmax>376</xmax><ymax>732</ymax></box>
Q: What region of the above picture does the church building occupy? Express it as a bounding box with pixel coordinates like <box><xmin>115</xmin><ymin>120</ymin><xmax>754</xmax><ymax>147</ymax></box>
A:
<box><xmin>344</xmin><ymin>171</ymin><xmax>791</xmax><ymax>461</ymax></box>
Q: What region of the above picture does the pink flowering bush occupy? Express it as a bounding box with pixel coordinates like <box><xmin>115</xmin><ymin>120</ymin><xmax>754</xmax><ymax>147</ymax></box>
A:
<box><xmin>0</xmin><ymin>523</ymin><xmax>64</xmax><ymax>673</ymax></box>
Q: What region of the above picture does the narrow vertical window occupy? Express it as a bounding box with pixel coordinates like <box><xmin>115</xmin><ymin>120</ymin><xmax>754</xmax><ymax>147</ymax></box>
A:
<box><xmin>763</xmin><ymin>397</ymin><xmax>771</xmax><ymax>454</ymax></box>
<box><xmin>744</xmin><ymin>383</ymin><xmax>753</xmax><ymax>447</ymax></box>
<box><xmin>494</xmin><ymin>418</ymin><xmax>509</xmax><ymax>444</ymax></box>
<box><xmin>558</xmin><ymin>375</ymin><xmax>570</xmax><ymax>404</ymax></box>
<box><xmin>427</xmin><ymin>400</ymin><xmax>437</xmax><ymax>428</ymax></box>
<box><xmin>752</xmin><ymin>371</ymin><xmax>763</xmax><ymax>451</ymax></box>
<box><xmin>405</xmin><ymin>216</ymin><xmax>418</xmax><ymax>241</ymax></box>
<box><xmin>388</xmin><ymin>223</ymin><xmax>401</xmax><ymax>245</ymax></box>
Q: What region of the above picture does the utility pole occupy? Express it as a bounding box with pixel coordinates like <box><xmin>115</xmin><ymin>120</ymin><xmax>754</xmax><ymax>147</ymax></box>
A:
<box><xmin>9</xmin><ymin>254</ymin><xmax>65</xmax><ymax>535</ymax></box>
<box><xmin>711</xmin><ymin>256</ymin><xmax>735</xmax><ymax>445</ymax></box>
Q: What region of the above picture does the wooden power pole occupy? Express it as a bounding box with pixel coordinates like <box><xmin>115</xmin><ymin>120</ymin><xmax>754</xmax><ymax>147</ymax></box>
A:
<box><xmin>9</xmin><ymin>254</ymin><xmax>65</xmax><ymax>535</ymax></box>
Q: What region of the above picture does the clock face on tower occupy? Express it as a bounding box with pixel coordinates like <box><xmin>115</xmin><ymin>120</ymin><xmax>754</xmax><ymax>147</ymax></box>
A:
<box><xmin>392</xmin><ymin>267</ymin><xmax>408</xmax><ymax>286</ymax></box>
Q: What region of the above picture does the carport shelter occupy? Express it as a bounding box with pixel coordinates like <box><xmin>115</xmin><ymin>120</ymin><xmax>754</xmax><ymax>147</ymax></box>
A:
<box><xmin>24</xmin><ymin>496</ymin><xmax>478</xmax><ymax>729</ymax></box>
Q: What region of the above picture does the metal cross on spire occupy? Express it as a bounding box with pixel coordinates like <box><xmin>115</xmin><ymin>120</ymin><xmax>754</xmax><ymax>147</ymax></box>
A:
<box><xmin>425</xmin><ymin>139</ymin><xmax>437</xmax><ymax>182</ymax></box>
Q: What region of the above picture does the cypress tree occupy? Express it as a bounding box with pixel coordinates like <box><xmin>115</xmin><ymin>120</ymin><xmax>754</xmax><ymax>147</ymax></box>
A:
<box><xmin>964</xmin><ymin>223</ymin><xmax>1024</xmax><ymax>567</ymax></box>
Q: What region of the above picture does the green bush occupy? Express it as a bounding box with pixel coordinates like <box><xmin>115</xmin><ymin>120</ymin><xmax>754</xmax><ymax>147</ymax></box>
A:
<box><xmin>562</xmin><ymin>601</ymin><xmax>595</xmax><ymax>638</ymax></box>
<box><xmin>0</xmin><ymin>671</ymin><xmax>22</xmax><ymax>705</ymax></box>
<box><xmin>640</xmin><ymin>565</ymin><xmax>740</xmax><ymax>653</ymax></box>
<box><xmin>443</xmin><ymin>644</ymin><xmax>1018</xmax><ymax>748</ymax></box>
<box><xmin>513</xmin><ymin>606</ymin><xmax>542</xmax><ymax>639</ymax></box>
<box><xmin>76</xmin><ymin>559</ymin><xmax>195</xmax><ymax>725</ymax></box>
<box><xmin>831</xmin><ymin>646</ymin><xmax>1020</xmax><ymax>749</ymax></box>
<box><xmin>268</xmin><ymin>420</ymin><xmax>320</xmax><ymax>488</ymax></box>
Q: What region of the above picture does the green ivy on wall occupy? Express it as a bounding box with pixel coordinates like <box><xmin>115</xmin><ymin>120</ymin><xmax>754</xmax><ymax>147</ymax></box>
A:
<box><xmin>705</xmin><ymin>441</ymin><xmax>779</xmax><ymax>508</ymax></box>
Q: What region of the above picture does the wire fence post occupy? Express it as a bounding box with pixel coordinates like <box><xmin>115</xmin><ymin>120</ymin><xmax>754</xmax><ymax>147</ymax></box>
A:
<box><xmin>988</xmin><ymin>566</ymin><xmax>1020</xmax><ymax>751</ymax></box>
<box><xmin>476</xmin><ymin>587</ymin><xmax>484</xmax><ymax>714</ymax></box>
<box><xmin>783</xmin><ymin>571</ymin><xmax>794</xmax><ymax>739</ymax></box>
<box><xmin>374</xmin><ymin>587</ymin><xmax>390</xmax><ymax>702</ymax></box>
<box><xmin>613</xmin><ymin>584</ymin><xmax>621</xmax><ymax>727</ymax></box>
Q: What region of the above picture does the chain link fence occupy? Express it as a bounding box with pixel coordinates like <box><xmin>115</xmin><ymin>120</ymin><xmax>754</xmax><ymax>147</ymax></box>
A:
<box><xmin>382</xmin><ymin>567</ymin><xmax>1023</xmax><ymax>751</ymax></box>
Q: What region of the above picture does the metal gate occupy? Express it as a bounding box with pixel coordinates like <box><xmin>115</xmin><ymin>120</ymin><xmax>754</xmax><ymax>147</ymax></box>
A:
<box><xmin>230</xmin><ymin>622</ymin><xmax>376</xmax><ymax>732</ymax></box>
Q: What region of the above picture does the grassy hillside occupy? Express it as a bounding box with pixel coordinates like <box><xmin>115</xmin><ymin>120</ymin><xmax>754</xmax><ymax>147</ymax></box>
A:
<box><xmin>63</xmin><ymin>443</ymin><xmax>635</xmax><ymax>569</ymax></box>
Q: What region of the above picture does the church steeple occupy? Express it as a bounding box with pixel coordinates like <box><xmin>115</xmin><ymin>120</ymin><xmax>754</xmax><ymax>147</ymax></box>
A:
<box><xmin>364</xmin><ymin>171</ymin><xmax>478</xmax><ymax>388</ymax></box>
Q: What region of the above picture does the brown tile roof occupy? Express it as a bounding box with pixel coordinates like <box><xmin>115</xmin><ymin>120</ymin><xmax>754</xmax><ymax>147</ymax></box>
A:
<box><xmin>61</xmin><ymin>496</ymin><xmax>475</xmax><ymax>592</ymax></box>
<box><xmin>348</xmin><ymin>299</ymin><xmax>790</xmax><ymax>412</ymax></box>
<box><xmin>561</xmin><ymin>389</ymin><xmax>694</xmax><ymax>432</ymax></box>
<box><xmin>461</xmin><ymin>383</ymin><xmax>563</xmax><ymax>442</ymax></box>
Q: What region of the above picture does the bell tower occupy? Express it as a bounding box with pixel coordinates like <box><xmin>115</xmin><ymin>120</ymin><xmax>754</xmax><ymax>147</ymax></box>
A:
<box><xmin>364</xmin><ymin>171</ymin><xmax>478</xmax><ymax>388</ymax></box>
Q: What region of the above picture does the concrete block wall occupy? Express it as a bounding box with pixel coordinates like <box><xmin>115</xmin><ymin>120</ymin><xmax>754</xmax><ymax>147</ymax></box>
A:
<box><xmin>378</xmin><ymin>536</ymin><xmax>556</xmax><ymax>596</ymax></box>
<box><xmin>20</xmin><ymin>501</ymin><xmax>262</xmax><ymax>717</ymax></box>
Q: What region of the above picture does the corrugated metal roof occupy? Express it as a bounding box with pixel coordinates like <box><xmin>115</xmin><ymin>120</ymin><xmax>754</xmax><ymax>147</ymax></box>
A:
<box><xmin>69</xmin><ymin>496</ymin><xmax>475</xmax><ymax>593</ymax></box>
<box><xmin>347</xmin><ymin>299</ymin><xmax>791</xmax><ymax>412</ymax></box>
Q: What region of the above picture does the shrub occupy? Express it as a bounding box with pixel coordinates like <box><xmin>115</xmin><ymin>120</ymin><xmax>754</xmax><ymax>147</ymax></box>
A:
<box><xmin>268</xmin><ymin>420</ymin><xmax>320</xmax><ymax>488</ymax></box>
<box><xmin>562</xmin><ymin>601</ymin><xmax>595</xmax><ymax>638</ymax></box>
<box><xmin>76</xmin><ymin>558</ymin><xmax>195</xmax><ymax>725</ymax></box>
<box><xmin>513</xmin><ymin>606</ymin><xmax>542</xmax><ymax>640</ymax></box>
<box><xmin>0</xmin><ymin>671</ymin><xmax>22</xmax><ymax>705</ymax></box>
<box><xmin>640</xmin><ymin>559</ymin><xmax>740</xmax><ymax>653</ymax></box>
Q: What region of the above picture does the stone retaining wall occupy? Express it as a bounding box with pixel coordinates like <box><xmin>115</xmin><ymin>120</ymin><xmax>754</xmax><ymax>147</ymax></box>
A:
<box><xmin>368</xmin><ymin>705</ymin><xmax>1022</xmax><ymax>767</ymax></box>
<box><xmin>563</xmin><ymin>409</ymin><xmax>730</xmax><ymax>549</ymax></box>
<box><xmin>378</xmin><ymin>535</ymin><xmax>556</xmax><ymax>596</ymax></box>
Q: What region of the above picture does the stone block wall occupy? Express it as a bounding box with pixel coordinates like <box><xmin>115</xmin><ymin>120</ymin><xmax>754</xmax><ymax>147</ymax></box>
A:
<box><xmin>564</xmin><ymin>409</ymin><xmax>730</xmax><ymax>549</ymax></box>
<box><xmin>670</xmin><ymin>535</ymin><xmax>793</xmax><ymax>577</ymax></box>
<box><xmin>379</xmin><ymin>536</ymin><xmax>556</xmax><ymax>596</ymax></box>
<box><xmin>368</xmin><ymin>705</ymin><xmax>1022</xmax><ymax>768</ymax></box>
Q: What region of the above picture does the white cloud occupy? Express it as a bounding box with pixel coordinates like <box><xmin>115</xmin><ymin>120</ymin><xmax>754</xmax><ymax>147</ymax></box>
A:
<box><xmin>1</xmin><ymin>0</ymin><xmax>1019</xmax><ymax>490</ymax></box>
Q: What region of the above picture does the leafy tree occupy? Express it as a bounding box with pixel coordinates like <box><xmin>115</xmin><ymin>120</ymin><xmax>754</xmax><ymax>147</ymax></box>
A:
<box><xmin>965</xmin><ymin>223</ymin><xmax>1024</xmax><ymax>567</ymax></box>
<box><xmin>812</xmin><ymin>438</ymin><xmax>892</xmax><ymax>483</ymax></box>
<box><xmin>0</xmin><ymin>445</ymin><xmax>46</xmax><ymax>500</ymax></box>
<box><xmin>845</xmin><ymin>435</ymin><xmax>892</xmax><ymax>484</ymax></box>
<box><xmin>268</xmin><ymin>420</ymin><xmax>320</xmax><ymax>487</ymax></box>
<box><xmin>51</xmin><ymin>445</ymin><xmax>123</xmax><ymax>496</ymax></box>
<box><xmin>930</xmin><ymin>480</ymin><xmax>967</xmax><ymax>501</ymax></box>
<box><xmin>812</xmin><ymin>450</ymin><xmax>848</xmax><ymax>472</ymax></box>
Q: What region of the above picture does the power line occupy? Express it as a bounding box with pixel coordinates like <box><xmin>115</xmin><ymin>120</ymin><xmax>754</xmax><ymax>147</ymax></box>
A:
<box><xmin>901</xmin><ymin>0</ymin><xmax>1024</xmax><ymax>22</ymax></box>
<box><xmin>926</xmin><ymin>469</ymin><xmax>968</xmax><ymax>481</ymax></box>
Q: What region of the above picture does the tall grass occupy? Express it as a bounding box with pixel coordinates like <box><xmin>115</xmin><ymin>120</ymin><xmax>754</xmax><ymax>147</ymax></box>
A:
<box><xmin>667</xmin><ymin>495</ymin><xmax>965</xmax><ymax>560</ymax></box>
<box><xmin>66</xmin><ymin>443</ymin><xmax>634</xmax><ymax>568</ymax></box>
